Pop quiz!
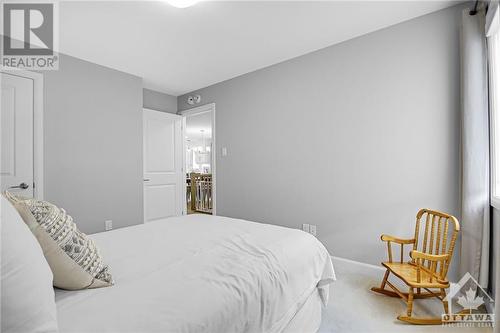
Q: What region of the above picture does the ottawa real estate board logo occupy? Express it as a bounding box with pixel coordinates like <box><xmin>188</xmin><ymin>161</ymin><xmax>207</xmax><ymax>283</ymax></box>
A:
<box><xmin>1</xmin><ymin>2</ymin><xmax>59</xmax><ymax>70</ymax></box>
<box><xmin>442</xmin><ymin>272</ymin><xmax>494</xmax><ymax>328</ymax></box>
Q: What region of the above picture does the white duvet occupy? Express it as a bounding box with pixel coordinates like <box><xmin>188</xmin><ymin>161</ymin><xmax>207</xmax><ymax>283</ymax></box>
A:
<box><xmin>55</xmin><ymin>215</ymin><xmax>335</xmax><ymax>333</ymax></box>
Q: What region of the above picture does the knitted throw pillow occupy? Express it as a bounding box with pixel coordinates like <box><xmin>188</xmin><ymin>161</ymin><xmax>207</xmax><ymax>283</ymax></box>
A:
<box><xmin>5</xmin><ymin>192</ymin><xmax>113</xmax><ymax>290</ymax></box>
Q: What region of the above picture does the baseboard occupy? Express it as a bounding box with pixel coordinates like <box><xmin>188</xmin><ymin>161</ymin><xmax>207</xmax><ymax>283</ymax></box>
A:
<box><xmin>331</xmin><ymin>255</ymin><xmax>385</xmax><ymax>272</ymax></box>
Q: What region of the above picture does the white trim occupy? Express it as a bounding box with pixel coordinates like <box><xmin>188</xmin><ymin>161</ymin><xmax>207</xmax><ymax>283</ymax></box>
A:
<box><xmin>178</xmin><ymin>103</ymin><xmax>215</xmax><ymax>117</ymax></box>
<box><xmin>179</xmin><ymin>103</ymin><xmax>217</xmax><ymax>215</ymax></box>
<box><xmin>489</xmin><ymin>32</ymin><xmax>500</xmax><ymax>210</ymax></box>
<box><xmin>491</xmin><ymin>195</ymin><xmax>500</xmax><ymax>210</ymax></box>
<box><xmin>1</xmin><ymin>69</ymin><xmax>44</xmax><ymax>199</ymax></box>
<box><xmin>181</xmin><ymin>116</ymin><xmax>187</xmax><ymax>215</ymax></box>
<box><xmin>486</xmin><ymin>0</ymin><xmax>499</xmax><ymax>37</ymax></box>
<box><xmin>331</xmin><ymin>256</ymin><xmax>385</xmax><ymax>272</ymax></box>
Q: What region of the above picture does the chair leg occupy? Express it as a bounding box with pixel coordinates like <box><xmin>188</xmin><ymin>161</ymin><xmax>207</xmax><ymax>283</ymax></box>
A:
<box><xmin>441</xmin><ymin>288</ymin><xmax>449</xmax><ymax>314</ymax></box>
<box><xmin>371</xmin><ymin>269</ymin><xmax>397</xmax><ymax>296</ymax></box>
<box><xmin>380</xmin><ymin>269</ymin><xmax>390</xmax><ymax>289</ymax></box>
<box><xmin>398</xmin><ymin>288</ymin><xmax>443</xmax><ymax>325</ymax></box>
<box><xmin>406</xmin><ymin>287</ymin><xmax>414</xmax><ymax>317</ymax></box>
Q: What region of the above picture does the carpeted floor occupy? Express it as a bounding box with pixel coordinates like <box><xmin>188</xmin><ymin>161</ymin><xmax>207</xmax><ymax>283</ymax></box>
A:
<box><xmin>318</xmin><ymin>257</ymin><xmax>493</xmax><ymax>333</ymax></box>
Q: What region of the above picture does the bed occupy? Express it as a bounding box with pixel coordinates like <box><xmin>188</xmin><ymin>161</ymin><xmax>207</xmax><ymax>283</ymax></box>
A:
<box><xmin>54</xmin><ymin>214</ymin><xmax>335</xmax><ymax>333</ymax></box>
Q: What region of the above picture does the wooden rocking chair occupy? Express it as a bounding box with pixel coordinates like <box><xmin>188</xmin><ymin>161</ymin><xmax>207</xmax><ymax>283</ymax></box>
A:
<box><xmin>371</xmin><ymin>208</ymin><xmax>460</xmax><ymax>325</ymax></box>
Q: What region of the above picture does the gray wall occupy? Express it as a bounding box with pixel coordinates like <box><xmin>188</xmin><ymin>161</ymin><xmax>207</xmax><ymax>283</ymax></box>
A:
<box><xmin>179</xmin><ymin>5</ymin><xmax>462</xmax><ymax>267</ymax></box>
<box><xmin>143</xmin><ymin>88</ymin><xmax>177</xmax><ymax>114</ymax></box>
<box><xmin>42</xmin><ymin>54</ymin><xmax>143</xmax><ymax>234</ymax></box>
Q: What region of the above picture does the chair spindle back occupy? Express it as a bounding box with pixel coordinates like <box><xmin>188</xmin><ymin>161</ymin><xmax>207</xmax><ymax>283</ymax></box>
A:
<box><xmin>412</xmin><ymin>209</ymin><xmax>460</xmax><ymax>281</ymax></box>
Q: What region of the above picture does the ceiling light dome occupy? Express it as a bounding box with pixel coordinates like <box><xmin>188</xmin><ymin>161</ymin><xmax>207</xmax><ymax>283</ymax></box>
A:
<box><xmin>165</xmin><ymin>0</ymin><xmax>199</xmax><ymax>8</ymax></box>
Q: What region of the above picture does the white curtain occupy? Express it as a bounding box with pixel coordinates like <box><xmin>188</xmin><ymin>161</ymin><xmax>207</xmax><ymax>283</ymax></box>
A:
<box><xmin>460</xmin><ymin>8</ymin><xmax>490</xmax><ymax>287</ymax></box>
<box><xmin>486</xmin><ymin>2</ymin><xmax>500</xmax><ymax>333</ymax></box>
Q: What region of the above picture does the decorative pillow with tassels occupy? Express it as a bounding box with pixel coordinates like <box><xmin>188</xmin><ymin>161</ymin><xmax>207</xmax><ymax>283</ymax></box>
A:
<box><xmin>5</xmin><ymin>192</ymin><xmax>113</xmax><ymax>290</ymax></box>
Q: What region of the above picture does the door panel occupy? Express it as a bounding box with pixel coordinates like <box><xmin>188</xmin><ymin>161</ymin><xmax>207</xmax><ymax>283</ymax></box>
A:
<box><xmin>1</xmin><ymin>86</ymin><xmax>15</xmax><ymax>176</ymax></box>
<box><xmin>1</xmin><ymin>73</ymin><xmax>34</xmax><ymax>197</ymax></box>
<box><xmin>143</xmin><ymin>110</ymin><xmax>183</xmax><ymax>222</ymax></box>
<box><xmin>145</xmin><ymin>120</ymin><xmax>175</xmax><ymax>172</ymax></box>
<box><xmin>144</xmin><ymin>185</ymin><xmax>175</xmax><ymax>221</ymax></box>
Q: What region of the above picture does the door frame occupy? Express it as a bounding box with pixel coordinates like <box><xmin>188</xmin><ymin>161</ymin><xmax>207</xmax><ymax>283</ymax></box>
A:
<box><xmin>178</xmin><ymin>103</ymin><xmax>216</xmax><ymax>215</ymax></box>
<box><xmin>1</xmin><ymin>69</ymin><xmax>44</xmax><ymax>199</ymax></box>
<box><xmin>142</xmin><ymin>108</ymin><xmax>185</xmax><ymax>222</ymax></box>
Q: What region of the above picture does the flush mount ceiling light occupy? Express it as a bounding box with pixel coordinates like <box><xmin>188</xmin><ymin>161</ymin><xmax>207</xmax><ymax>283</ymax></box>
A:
<box><xmin>165</xmin><ymin>0</ymin><xmax>200</xmax><ymax>8</ymax></box>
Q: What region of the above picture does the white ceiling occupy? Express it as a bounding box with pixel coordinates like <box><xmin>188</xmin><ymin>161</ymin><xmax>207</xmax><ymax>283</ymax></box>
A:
<box><xmin>59</xmin><ymin>1</ymin><xmax>462</xmax><ymax>96</ymax></box>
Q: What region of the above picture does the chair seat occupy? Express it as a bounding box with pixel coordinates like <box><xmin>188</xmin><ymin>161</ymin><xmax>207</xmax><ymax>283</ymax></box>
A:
<box><xmin>382</xmin><ymin>262</ymin><xmax>449</xmax><ymax>288</ymax></box>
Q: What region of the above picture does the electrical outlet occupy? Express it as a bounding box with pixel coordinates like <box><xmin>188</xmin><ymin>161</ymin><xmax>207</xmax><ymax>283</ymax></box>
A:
<box><xmin>302</xmin><ymin>223</ymin><xmax>310</xmax><ymax>233</ymax></box>
<box><xmin>309</xmin><ymin>224</ymin><xmax>317</xmax><ymax>237</ymax></box>
<box><xmin>105</xmin><ymin>220</ymin><xmax>113</xmax><ymax>231</ymax></box>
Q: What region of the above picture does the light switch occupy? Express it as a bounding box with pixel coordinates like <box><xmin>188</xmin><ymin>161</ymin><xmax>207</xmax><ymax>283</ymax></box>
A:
<box><xmin>222</xmin><ymin>147</ymin><xmax>228</xmax><ymax>157</ymax></box>
<box><xmin>105</xmin><ymin>220</ymin><xmax>113</xmax><ymax>231</ymax></box>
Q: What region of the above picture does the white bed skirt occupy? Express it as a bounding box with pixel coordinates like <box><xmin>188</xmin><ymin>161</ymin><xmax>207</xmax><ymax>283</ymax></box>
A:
<box><xmin>282</xmin><ymin>287</ymin><xmax>323</xmax><ymax>333</ymax></box>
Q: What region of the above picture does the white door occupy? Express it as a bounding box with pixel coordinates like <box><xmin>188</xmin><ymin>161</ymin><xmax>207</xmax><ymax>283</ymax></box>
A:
<box><xmin>143</xmin><ymin>109</ymin><xmax>184</xmax><ymax>222</ymax></box>
<box><xmin>1</xmin><ymin>73</ymin><xmax>34</xmax><ymax>197</ymax></box>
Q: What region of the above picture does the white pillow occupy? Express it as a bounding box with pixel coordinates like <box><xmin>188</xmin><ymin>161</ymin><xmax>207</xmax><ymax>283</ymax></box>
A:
<box><xmin>9</xmin><ymin>196</ymin><xmax>113</xmax><ymax>290</ymax></box>
<box><xmin>1</xmin><ymin>196</ymin><xmax>58</xmax><ymax>333</ymax></box>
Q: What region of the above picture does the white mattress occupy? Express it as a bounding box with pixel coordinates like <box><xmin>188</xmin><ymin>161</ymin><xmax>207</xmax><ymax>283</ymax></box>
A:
<box><xmin>55</xmin><ymin>214</ymin><xmax>335</xmax><ymax>333</ymax></box>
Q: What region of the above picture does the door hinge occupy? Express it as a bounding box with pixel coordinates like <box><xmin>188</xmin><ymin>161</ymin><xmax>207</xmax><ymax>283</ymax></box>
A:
<box><xmin>33</xmin><ymin>182</ymin><xmax>36</xmax><ymax>189</ymax></box>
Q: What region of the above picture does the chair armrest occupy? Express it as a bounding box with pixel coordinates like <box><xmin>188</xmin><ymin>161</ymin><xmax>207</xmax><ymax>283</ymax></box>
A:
<box><xmin>410</xmin><ymin>250</ymin><xmax>449</xmax><ymax>262</ymax></box>
<box><xmin>410</xmin><ymin>251</ymin><xmax>450</xmax><ymax>283</ymax></box>
<box><xmin>381</xmin><ymin>235</ymin><xmax>415</xmax><ymax>263</ymax></box>
<box><xmin>380</xmin><ymin>234</ymin><xmax>415</xmax><ymax>244</ymax></box>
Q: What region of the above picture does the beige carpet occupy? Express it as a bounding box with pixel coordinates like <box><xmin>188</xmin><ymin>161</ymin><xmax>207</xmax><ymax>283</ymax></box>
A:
<box><xmin>318</xmin><ymin>257</ymin><xmax>493</xmax><ymax>333</ymax></box>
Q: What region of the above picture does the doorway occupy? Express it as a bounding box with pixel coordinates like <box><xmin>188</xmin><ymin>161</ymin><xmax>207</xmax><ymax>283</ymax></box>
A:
<box><xmin>180</xmin><ymin>103</ymin><xmax>216</xmax><ymax>215</ymax></box>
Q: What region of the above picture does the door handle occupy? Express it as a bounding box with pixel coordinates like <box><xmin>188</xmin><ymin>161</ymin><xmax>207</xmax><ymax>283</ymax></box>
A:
<box><xmin>143</xmin><ymin>179</ymin><xmax>150</xmax><ymax>182</ymax></box>
<box><xmin>10</xmin><ymin>182</ymin><xmax>29</xmax><ymax>190</ymax></box>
